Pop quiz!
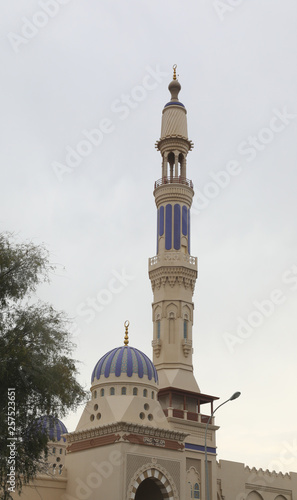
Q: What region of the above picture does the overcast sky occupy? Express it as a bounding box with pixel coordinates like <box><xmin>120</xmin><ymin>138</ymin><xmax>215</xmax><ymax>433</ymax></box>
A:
<box><xmin>1</xmin><ymin>0</ymin><xmax>297</xmax><ymax>474</ymax></box>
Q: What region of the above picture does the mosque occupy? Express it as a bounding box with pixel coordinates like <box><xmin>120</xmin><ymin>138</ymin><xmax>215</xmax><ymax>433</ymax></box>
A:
<box><xmin>14</xmin><ymin>68</ymin><xmax>297</xmax><ymax>500</ymax></box>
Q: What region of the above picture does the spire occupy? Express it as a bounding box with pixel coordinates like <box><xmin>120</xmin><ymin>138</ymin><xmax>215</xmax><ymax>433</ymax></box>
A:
<box><xmin>168</xmin><ymin>64</ymin><xmax>182</xmax><ymax>102</ymax></box>
<box><xmin>173</xmin><ymin>64</ymin><xmax>177</xmax><ymax>80</ymax></box>
<box><xmin>123</xmin><ymin>320</ymin><xmax>129</xmax><ymax>346</ymax></box>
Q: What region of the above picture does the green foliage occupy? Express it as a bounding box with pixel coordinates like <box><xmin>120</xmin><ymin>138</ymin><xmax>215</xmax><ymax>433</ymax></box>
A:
<box><xmin>0</xmin><ymin>233</ymin><xmax>86</xmax><ymax>499</ymax></box>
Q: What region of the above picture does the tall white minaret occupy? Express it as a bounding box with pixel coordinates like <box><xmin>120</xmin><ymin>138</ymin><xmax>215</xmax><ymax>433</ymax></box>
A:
<box><xmin>149</xmin><ymin>66</ymin><xmax>199</xmax><ymax>393</ymax></box>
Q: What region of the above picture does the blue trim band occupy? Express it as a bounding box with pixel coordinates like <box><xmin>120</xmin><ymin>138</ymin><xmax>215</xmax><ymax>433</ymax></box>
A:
<box><xmin>164</xmin><ymin>101</ymin><xmax>185</xmax><ymax>108</ymax></box>
<box><xmin>185</xmin><ymin>443</ymin><xmax>216</xmax><ymax>454</ymax></box>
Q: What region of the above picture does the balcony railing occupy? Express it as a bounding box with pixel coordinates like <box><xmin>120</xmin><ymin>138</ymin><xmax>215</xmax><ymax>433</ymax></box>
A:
<box><xmin>149</xmin><ymin>254</ymin><xmax>197</xmax><ymax>267</ymax></box>
<box><xmin>162</xmin><ymin>408</ymin><xmax>212</xmax><ymax>424</ymax></box>
<box><xmin>154</xmin><ymin>176</ymin><xmax>193</xmax><ymax>189</ymax></box>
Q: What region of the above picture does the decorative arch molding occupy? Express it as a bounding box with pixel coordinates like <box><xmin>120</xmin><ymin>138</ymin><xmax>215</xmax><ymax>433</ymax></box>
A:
<box><xmin>246</xmin><ymin>491</ymin><xmax>264</xmax><ymax>500</ymax></box>
<box><xmin>166</xmin><ymin>302</ymin><xmax>178</xmax><ymax>318</ymax></box>
<box><xmin>127</xmin><ymin>462</ymin><xmax>178</xmax><ymax>500</ymax></box>
<box><xmin>153</xmin><ymin>304</ymin><xmax>162</xmax><ymax>320</ymax></box>
<box><xmin>182</xmin><ymin>304</ymin><xmax>192</xmax><ymax>322</ymax></box>
<box><xmin>275</xmin><ymin>496</ymin><xmax>288</xmax><ymax>500</ymax></box>
<box><xmin>186</xmin><ymin>466</ymin><xmax>200</xmax><ymax>499</ymax></box>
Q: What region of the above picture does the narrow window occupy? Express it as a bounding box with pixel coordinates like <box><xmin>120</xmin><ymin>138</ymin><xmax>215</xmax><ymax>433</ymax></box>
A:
<box><xmin>157</xmin><ymin>320</ymin><xmax>161</xmax><ymax>339</ymax></box>
<box><xmin>59</xmin><ymin>448</ymin><xmax>62</xmax><ymax>455</ymax></box>
<box><xmin>151</xmin><ymin>391</ymin><xmax>154</xmax><ymax>399</ymax></box>
<box><xmin>121</xmin><ymin>387</ymin><xmax>126</xmax><ymax>395</ymax></box>
<box><xmin>100</xmin><ymin>388</ymin><xmax>104</xmax><ymax>397</ymax></box>
<box><xmin>143</xmin><ymin>389</ymin><xmax>147</xmax><ymax>398</ymax></box>
<box><xmin>52</xmin><ymin>447</ymin><xmax>56</xmax><ymax>454</ymax></box>
<box><xmin>184</xmin><ymin>319</ymin><xmax>188</xmax><ymax>339</ymax></box>
<box><xmin>110</xmin><ymin>387</ymin><xmax>115</xmax><ymax>395</ymax></box>
<box><xmin>133</xmin><ymin>387</ymin><xmax>138</xmax><ymax>396</ymax></box>
<box><xmin>94</xmin><ymin>390</ymin><xmax>97</xmax><ymax>398</ymax></box>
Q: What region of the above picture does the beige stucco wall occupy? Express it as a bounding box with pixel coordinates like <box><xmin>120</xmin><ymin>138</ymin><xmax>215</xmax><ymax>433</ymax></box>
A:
<box><xmin>217</xmin><ymin>459</ymin><xmax>297</xmax><ymax>500</ymax></box>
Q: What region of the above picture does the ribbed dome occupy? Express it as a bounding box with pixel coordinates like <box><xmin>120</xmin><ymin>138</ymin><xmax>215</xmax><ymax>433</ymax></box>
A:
<box><xmin>91</xmin><ymin>346</ymin><xmax>158</xmax><ymax>384</ymax></box>
<box><xmin>36</xmin><ymin>416</ymin><xmax>68</xmax><ymax>442</ymax></box>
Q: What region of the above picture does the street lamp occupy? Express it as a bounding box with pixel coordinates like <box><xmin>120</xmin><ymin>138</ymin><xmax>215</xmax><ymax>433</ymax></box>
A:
<box><xmin>204</xmin><ymin>392</ymin><xmax>241</xmax><ymax>500</ymax></box>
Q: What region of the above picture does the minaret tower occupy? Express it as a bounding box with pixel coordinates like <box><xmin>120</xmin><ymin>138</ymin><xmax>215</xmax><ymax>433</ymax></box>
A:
<box><xmin>149</xmin><ymin>66</ymin><xmax>199</xmax><ymax>393</ymax></box>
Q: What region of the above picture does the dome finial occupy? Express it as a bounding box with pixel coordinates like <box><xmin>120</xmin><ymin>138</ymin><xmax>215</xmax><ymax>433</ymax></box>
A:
<box><xmin>124</xmin><ymin>320</ymin><xmax>130</xmax><ymax>346</ymax></box>
<box><xmin>173</xmin><ymin>64</ymin><xmax>177</xmax><ymax>80</ymax></box>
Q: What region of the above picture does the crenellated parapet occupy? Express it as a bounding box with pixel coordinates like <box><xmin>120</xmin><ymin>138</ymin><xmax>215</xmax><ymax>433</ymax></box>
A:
<box><xmin>217</xmin><ymin>460</ymin><xmax>297</xmax><ymax>500</ymax></box>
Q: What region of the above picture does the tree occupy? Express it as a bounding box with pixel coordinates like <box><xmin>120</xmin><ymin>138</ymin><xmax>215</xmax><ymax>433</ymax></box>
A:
<box><xmin>0</xmin><ymin>233</ymin><xmax>86</xmax><ymax>499</ymax></box>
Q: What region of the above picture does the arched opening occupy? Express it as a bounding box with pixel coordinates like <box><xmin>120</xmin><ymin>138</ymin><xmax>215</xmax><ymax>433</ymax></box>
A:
<box><xmin>135</xmin><ymin>478</ymin><xmax>164</xmax><ymax>500</ymax></box>
<box><xmin>167</xmin><ymin>152</ymin><xmax>175</xmax><ymax>181</ymax></box>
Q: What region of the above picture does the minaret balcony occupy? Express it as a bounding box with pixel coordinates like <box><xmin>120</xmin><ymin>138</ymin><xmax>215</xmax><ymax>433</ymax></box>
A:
<box><xmin>149</xmin><ymin>252</ymin><xmax>197</xmax><ymax>270</ymax></box>
<box><xmin>154</xmin><ymin>176</ymin><xmax>193</xmax><ymax>189</ymax></box>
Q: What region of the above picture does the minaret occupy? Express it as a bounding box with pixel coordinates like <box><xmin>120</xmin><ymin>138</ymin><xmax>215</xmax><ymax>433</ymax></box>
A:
<box><xmin>149</xmin><ymin>66</ymin><xmax>199</xmax><ymax>393</ymax></box>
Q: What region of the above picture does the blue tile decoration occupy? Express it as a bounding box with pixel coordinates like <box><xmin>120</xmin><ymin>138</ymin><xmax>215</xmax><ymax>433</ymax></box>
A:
<box><xmin>92</xmin><ymin>346</ymin><xmax>158</xmax><ymax>383</ymax></box>
<box><xmin>188</xmin><ymin>209</ymin><xmax>191</xmax><ymax>254</ymax></box>
<box><xmin>174</xmin><ymin>204</ymin><xmax>181</xmax><ymax>250</ymax></box>
<box><xmin>165</xmin><ymin>204</ymin><xmax>172</xmax><ymax>250</ymax></box>
<box><xmin>182</xmin><ymin>205</ymin><xmax>187</xmax><ymax>236</ymax></box>
<box><xmin>159</xmin><ymin>206</ymin><xmax>164</xmax><ymax>236</ymax></box>
<box><xmin>35</xmin><ymin>416</ymin><xmax>68</xmax><ymax>442</ymax></box>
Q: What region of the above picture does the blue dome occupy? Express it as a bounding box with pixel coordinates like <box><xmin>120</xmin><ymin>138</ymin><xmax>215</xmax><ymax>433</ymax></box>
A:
<box><xmin>36</xmin><ymin>416</ymin><xmax>68</xmax><ymax>442</ymax></box>
<box><xmin>91</xmin><ymin>346</ymin><xmax>158</xmax><ymax>384</ymax></box>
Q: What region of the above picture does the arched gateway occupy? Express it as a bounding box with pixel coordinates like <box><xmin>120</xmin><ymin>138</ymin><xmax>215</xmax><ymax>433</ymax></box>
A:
<box><xmin>128</xmin><ymin>466</ymin><xmax>177</xmax><ymax>500</ymax></box>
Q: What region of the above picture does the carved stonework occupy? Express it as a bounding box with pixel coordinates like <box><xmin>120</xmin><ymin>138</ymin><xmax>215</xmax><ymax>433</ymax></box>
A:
<box><xmin>149</xmin><ymin>265</ymin><xmax>197</xmax><ymax>293</ymax></box>
<box><xmin>182</xmin><ymin>339</ymin><xmax>192</xmax><ymax>357</ymax></box>
<box><xmin>152</xmin><ymin>339</ymin><xmax>162</xmax><ymax>357</ymax></box>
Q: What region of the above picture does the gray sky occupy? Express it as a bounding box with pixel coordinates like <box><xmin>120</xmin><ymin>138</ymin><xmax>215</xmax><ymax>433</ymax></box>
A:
<box><xmin>1</xmin><ymin>0</ymin><xmax>297</xmax><ymax>473</ymax></box>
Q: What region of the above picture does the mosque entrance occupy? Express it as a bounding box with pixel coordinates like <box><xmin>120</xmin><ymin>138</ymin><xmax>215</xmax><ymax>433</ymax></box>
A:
<box><xmin>134</xmin><ymin>478</ymin><xmax>164</xmax><ymax>500</ymax></box>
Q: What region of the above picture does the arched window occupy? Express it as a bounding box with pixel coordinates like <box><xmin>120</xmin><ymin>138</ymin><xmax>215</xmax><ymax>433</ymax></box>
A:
<box><xmin>143</xmin><ymin>389</ymin><xmax>147</xmax><ymax>398</ymax></box>
<box><xmin>58</xmin><ymin>464</ymin><xmax>63</xmax><ymax>475</ymax></box>
<box><xmin>133</xmin><ymin>387</ymin><xmax>138</xmax><ymax>396</ymax></box>
<box><xmin>110</xmin><ymin>387</ymin><xmax>115</xmax><ymax>395</ymax></box>
<box><xmin>59</xmin><ymin>448</ymin><xmax>62</xmax><ymax>455</ymax></box>
<box><xmin>151</xmin><ymin>391</ymin><xmax>155</xmax><ymax>399</ymax></box>
<box><xmin>121</xmin><ymin>387</ymin><xmax>126</xmax><ymax>395</ymax></box>
<box><xmin>194</xmin><ymin>483</ymin><xmax>200</xmax><ymax>499</ymax></box>
<box><xmin>94</xmin><ymin>390</ymin><xmax>97</xmax><ymax>399</ymax></box>
<box><xmin>52</xmin><ymin>447</ymin><xmax>56</xmax><ymax>454</ymax></box>
<box><xmin>100</xmin><ymin>388</ymin><xmax>104</xmax><ymax>397</ymax></box>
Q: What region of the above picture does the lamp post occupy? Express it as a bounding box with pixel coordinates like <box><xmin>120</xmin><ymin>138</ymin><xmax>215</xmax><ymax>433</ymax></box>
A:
<box><xmin>204</xmin><ymin>391</ymin><xmax>241</xmax><ymax>500</ymax></box>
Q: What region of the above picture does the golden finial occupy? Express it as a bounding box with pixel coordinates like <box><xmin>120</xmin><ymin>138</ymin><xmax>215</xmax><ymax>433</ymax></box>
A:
<box><xmin>124</xmin><ymin>320</ymin><xmax>130</xmax><ymax>346</ymax></box>
<box><xmin>173</xmin><ymin>64</ymin><xmax>177</xmax><ymax>80</ymax></box>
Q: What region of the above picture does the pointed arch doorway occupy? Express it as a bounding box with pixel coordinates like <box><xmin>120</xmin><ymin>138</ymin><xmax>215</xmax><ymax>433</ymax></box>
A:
<box><xmin>135</xmin><ymin>477</ymin><xmax>164</xmax><ymax>500</ymax></box>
